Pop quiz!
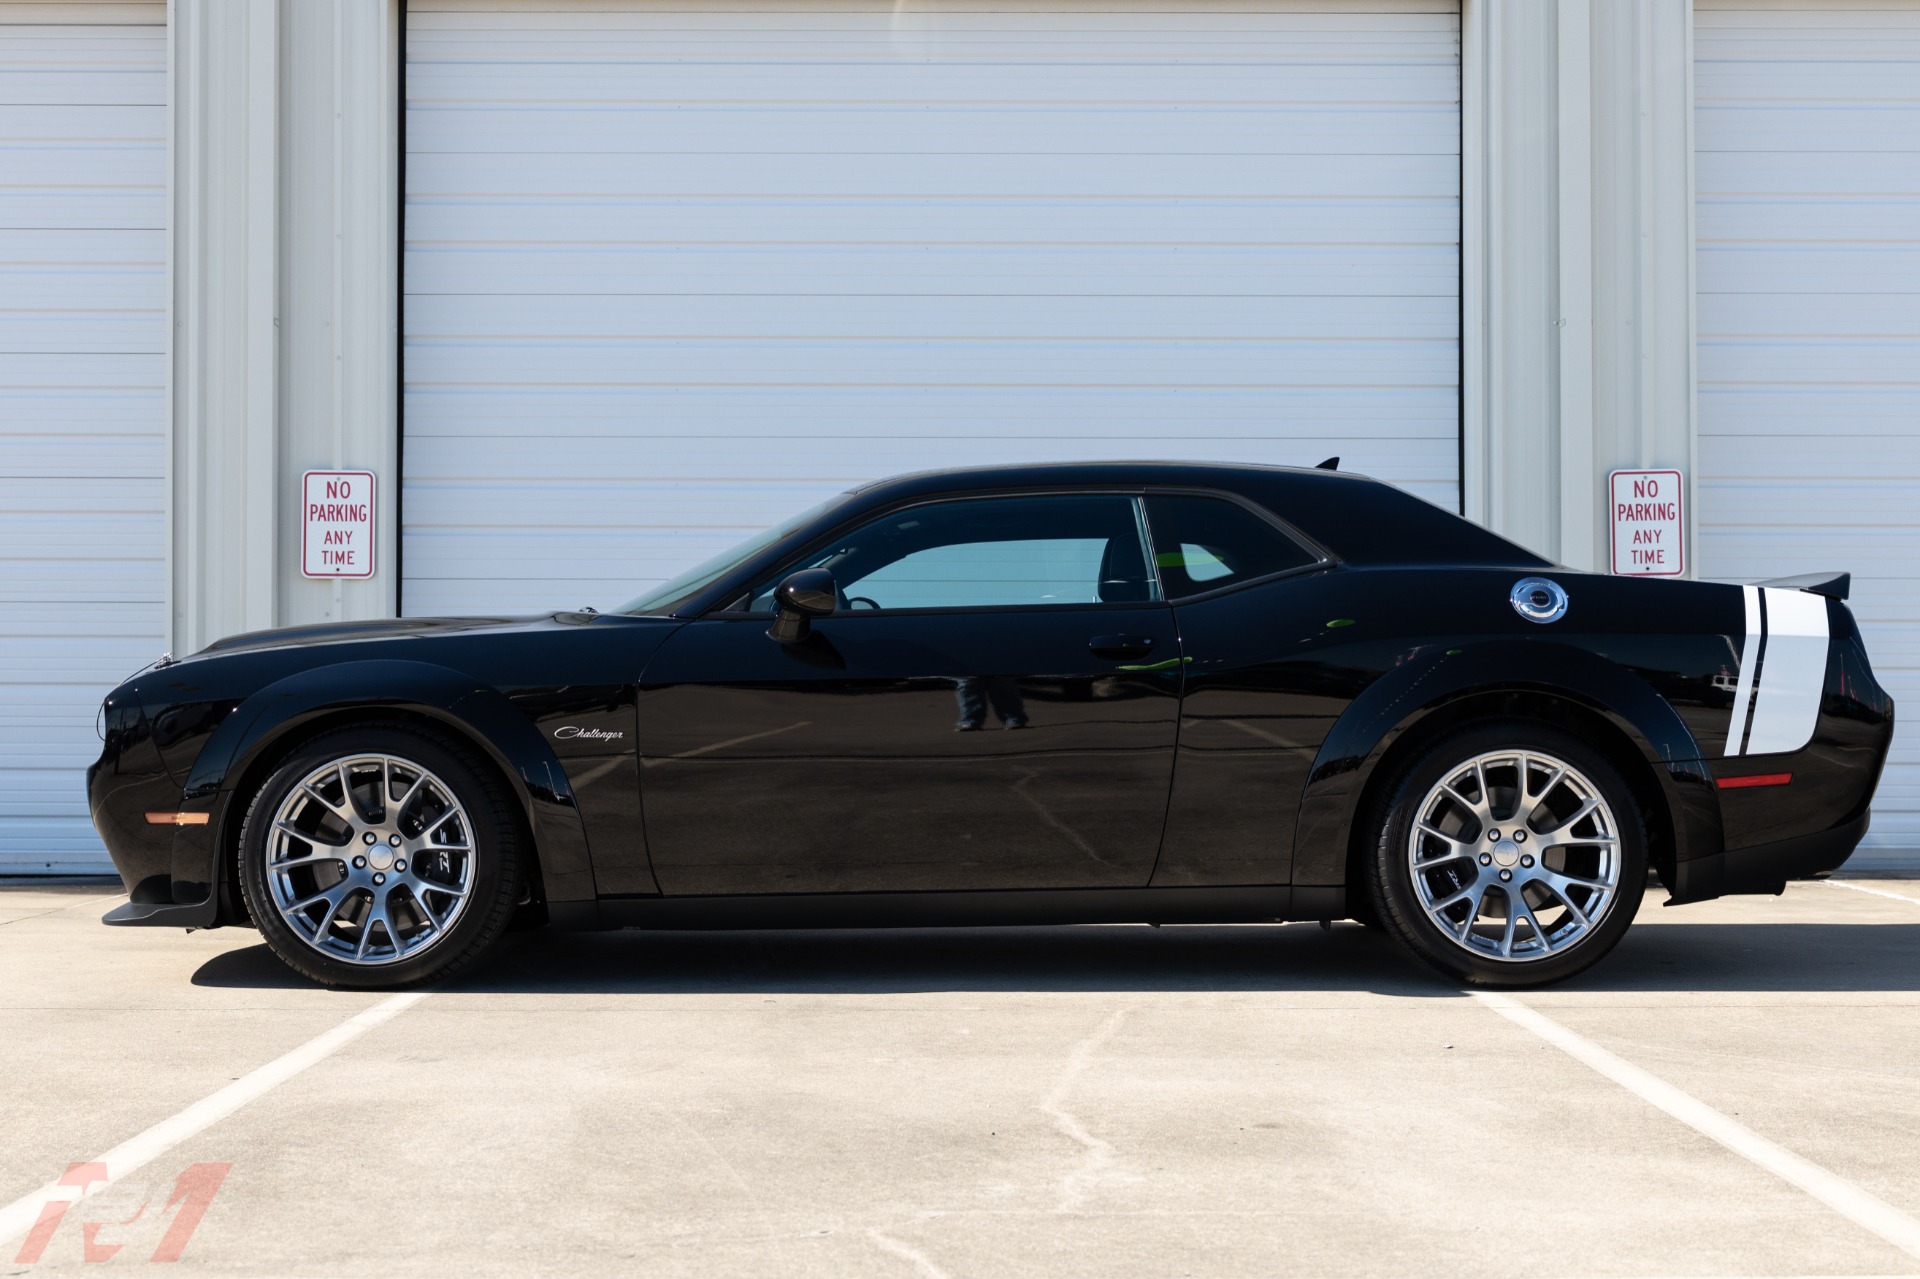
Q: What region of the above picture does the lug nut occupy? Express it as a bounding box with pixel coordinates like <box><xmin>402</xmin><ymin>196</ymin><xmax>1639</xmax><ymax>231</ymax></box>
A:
<box><xmin>389</xmin><ymin>834</ymin><xmax>402</xmax><ymax>846</ymax></box>
<box><xmin>1499</xmin><ymin>869</ymin><xmax>1512</xmax><ymax>881</ymax></box>
<box><xmin>1479</xmin><ymin>853</ymin><xmax>1493</xmax><ymax>866</ymax></box>
<box><xmin>1514</xmin><ymin>830</ymin><xmax>1527</xmax><ymax>843</ymax></box>
<box><xmin>1521</xmin><ymin>855</ymin><xmax>1534</xmax><ymax>868</ymax></box>
<box><xmin>395</xmin><ymin>859</ymin><xmax>407</xmax><ymax>872</ymax></box>
<box><xmin>353</xmin><ymin>856</ymin><xmax>366</xmax><ymax>869</ymax></box>
<box><xmin>362</xmin><ymin>832</ymin><xmax>376</xmax><ymax>845</ymax></box>
<box><xmin>373</xmin><ymin>873</ymin><xmax>386</xmax><ymax>885</ymax></box>
<box><xmin>1487</xmin><ymin>830</ymin><xmax>1501</xmax><ymax>842</ymax></box>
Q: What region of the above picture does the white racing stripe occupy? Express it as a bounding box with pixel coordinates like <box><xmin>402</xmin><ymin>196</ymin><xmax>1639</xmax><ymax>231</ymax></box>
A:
<box><xmin>1726</xmin><ymin>584</ymin><xmax>1762</xmax><ymax>757</ymax></box>
<box><xmin>1473</xmin><ymin>990</ymin><xmax>1920</xmax><ymax>1262</ymax></box>
<box><xmin>0</xmin><ymin>991</ymin><xmax>429</xmax><ymax>1249</ymax></box>
<box><xmin>1748</xmin><ymin>588</ymin><xmax>1830</xmax><ymax>755</ymax></box>
<box><xmin>1726</xmin><ymin>585</ymin><xmax>1830</xmax><ymax>757</ymax></box>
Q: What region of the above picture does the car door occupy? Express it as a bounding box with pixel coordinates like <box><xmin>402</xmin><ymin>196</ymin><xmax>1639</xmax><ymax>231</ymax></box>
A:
<box><xmin>634</xmin><ymin>492</ymin><xmax>1183</xmax><ymax>895</ymax></box>
<box><xmin>1139</xmin><ymin>491</ymin><xmax>1340</xmax><ymax>889</ymax></box>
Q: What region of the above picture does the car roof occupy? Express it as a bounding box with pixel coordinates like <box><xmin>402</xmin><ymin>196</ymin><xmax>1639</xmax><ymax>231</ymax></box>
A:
<box><xmin>840</xmin><ymin>461</ymin><xmax>1549</xmax><ymax>571</ymax></box>
<box><xmin>847</xmin><ymin>459</ymin><xmax>1346</xmax><ymax>497</ymax></box>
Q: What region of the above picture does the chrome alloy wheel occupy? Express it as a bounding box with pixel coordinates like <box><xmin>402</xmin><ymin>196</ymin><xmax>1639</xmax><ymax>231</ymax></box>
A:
<box><xmin>1406</xmin><ymin>749</ymin><xmax>1622</xmax><ymax>963</ymax></box>
<box><xmin>264</xmin><ymin>753</ymin><xmax>476</xmax><ymax>966</ymax></box>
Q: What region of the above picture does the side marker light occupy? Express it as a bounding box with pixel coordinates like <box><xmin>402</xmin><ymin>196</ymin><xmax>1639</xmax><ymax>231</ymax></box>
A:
<box><xmin>145</xmin><ymin>812</ymin><xmax>212</xmax><ymax>826</ymax></box>
<box><xmin>1715</xmin><ymin>773</ymin><xmax>1792</xmax><ymax>790</ymax></box>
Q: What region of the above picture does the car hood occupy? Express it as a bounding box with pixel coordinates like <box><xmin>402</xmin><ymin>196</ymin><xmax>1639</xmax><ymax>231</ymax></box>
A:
<box><xmin>194</xmin><ymin>613</ymin><xmax>585</xmax><ymax>658</ymax></box>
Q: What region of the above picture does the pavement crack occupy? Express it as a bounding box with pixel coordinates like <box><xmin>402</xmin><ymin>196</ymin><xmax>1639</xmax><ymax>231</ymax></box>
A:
<box><xmin>662</xmin><ymin>1109</ymin><xmax>797</xmax><ymax>1273</ymax></box>
<box><xmin>865</xmin><ymin>1222</ymin><xmax>952</xmax><ymax>1279</ymax></box>
<box><xmin>1038</xmin><ymin>1008</ymin><xmax>1130</xmax><ymax>1214</ymax></box>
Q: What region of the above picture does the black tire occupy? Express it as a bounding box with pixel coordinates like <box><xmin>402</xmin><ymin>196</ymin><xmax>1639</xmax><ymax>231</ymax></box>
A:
<box><xmin>1364</xmin><ymin>721</ymin><xmax>1648</xmax><ymax>987</ymax></box>
<box><xmin>238</xmin><ymin>722</ymin><xmax>524</xmax><ymax>989</ymax></box>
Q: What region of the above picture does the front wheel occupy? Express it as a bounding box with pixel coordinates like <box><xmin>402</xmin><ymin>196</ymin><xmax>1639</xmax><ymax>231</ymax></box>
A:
<box><xmin>1365</xmin><ymin>722</ymin><xmax>1647</xmax><ymax>987</ymax></box>
<box><xmin>238</xmin><ymin>723</ymin><xmax>524</xmax><ymax>988</ymax></box>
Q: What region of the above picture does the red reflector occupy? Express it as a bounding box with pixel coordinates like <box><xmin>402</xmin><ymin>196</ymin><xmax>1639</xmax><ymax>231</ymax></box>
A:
<box><xmin>1715</xmin><ymin>773</ymin><xmax>1792</xmax><ymax>790</ymax></box>
<box><xmin>145</xmin><ymin>811</ymin><xmax>212</xmax><ymax>826</ymax></box>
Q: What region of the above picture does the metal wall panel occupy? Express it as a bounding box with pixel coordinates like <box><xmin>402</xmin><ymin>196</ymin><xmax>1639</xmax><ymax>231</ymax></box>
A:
<box><xmin>403</xmin><ymin>0</ymin><xmax>1463</xmax><ymax>615</ymax></box>
<box><xmin>0</xmin><ymin>4</ymin><xmax>166</xmax><ymax>873</ymax></box>
<box><xmin>1695</xmin><ymin>0</ymin><xmax>1920</xmax><ymax>860</ymax></box>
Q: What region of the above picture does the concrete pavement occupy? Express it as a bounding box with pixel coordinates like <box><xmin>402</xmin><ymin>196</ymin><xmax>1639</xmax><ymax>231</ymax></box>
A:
<box><xmin>2</xmin><ymin>877</ymin><xmax>1918</xmax><ymax>1275</ymax></box>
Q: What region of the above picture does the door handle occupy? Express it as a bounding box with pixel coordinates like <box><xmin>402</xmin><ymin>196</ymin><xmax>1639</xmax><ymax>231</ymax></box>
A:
<box><xmin>1088</xmin><ymin>634</ymin><xmax>1155</xmax><ymax>660</ymax></box>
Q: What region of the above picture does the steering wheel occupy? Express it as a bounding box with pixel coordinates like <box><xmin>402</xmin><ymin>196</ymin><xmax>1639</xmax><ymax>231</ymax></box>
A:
<box><xmin>847</xmin><ymin>596</ymin><xmax>881</xmax><ymax>610</ymax></box>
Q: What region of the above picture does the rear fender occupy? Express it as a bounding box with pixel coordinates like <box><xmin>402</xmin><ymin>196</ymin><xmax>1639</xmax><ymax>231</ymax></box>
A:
<box><xmin>1292</xmin><ymin>640</ymin><xmax>1719</xmax><ymax>889</ymax></box>
<box><xmin>184</xmin><ymin>660</ymin><xmax>595</xmax><ymax>921</ymax></box>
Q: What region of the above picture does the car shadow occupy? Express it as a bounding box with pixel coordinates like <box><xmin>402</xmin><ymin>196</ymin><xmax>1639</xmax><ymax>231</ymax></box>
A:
<box><xmin>190</xmin><ymin>919</ymin><xmax>1920</xmax><ymax>996</ymax></box>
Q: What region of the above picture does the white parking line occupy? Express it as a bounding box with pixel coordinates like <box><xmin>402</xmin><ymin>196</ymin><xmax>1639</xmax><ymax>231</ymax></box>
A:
<box><xmin>0</xmin><ymin>892</ymin><xmax>124</xmax><ymax>928</ymax></box>
<box><xmin>1473</xmin><ymin>991</ymin><xmax>1920</xmax><ymax>1262</ymax></box>
<box><xmin>0</xmin><ymin>991</ymin><xmax>428</xmax><ymax>1250</ymax></box>
<box><xmin>1825</xmin><ymin>879</ymin><xmax>1920</xmax><ymax>907</ymax></box>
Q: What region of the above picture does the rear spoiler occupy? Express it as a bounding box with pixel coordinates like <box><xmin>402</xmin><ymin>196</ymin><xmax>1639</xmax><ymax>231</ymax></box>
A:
<box><xmin>1759</xmin><ymin>571</ymin><xmax>1850</xmax><ymax>601</ymax></box>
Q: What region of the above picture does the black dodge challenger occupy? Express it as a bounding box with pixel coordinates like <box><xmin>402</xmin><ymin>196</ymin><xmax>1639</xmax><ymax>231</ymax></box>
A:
<box><xmin>89</xmin><ymin>462</ymin><xmax>1893</xmax><ymax>988</ymax></box>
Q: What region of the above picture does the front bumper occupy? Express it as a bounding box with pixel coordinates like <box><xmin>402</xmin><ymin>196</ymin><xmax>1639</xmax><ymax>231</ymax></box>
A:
<box><xmin>88</xmin><ymin>690</ymin><xmax>222</xmax><ymax>925</ymax></box>
<box><xmin>102</xmin><ymin>898</ymin><xmax>219</xmax><ymax>928</ymax></box>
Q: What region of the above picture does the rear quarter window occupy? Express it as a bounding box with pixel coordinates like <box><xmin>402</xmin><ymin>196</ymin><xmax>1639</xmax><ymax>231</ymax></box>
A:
<box><xmin>1145</xmin><ymin>494</ymin><xmax>1320</xmax><ymax>598</ymax></box>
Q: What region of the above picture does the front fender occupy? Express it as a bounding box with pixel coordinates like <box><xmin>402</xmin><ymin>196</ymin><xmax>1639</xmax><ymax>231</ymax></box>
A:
<box><xmin>1291</xmin><ymin>640</ymin><xmax>1719</xmax><ymax>888</ymax></box>
<box><xmin>181</xmin><ymin>660</ymin><xmax>595</xmax><ymax>922</ymax></box>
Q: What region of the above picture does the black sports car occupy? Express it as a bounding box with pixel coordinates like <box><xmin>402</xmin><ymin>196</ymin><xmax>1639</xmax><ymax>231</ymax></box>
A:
<box><xmin>89</xmin><ymin>462</ymin><xmax>1894</xmax><ymax>988</ymax></box>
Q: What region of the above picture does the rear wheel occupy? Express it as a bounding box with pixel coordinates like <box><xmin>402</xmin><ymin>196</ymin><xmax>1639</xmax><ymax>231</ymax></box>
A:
<box><xmin>238</xmin><ymin>724</ymin><xmax>523</xmax><ymax>988</ymax></box>
<box><xmin>1366</xmin><ymin>722</ymin><xmax>1647</xmax><ymax>987</ymax></box>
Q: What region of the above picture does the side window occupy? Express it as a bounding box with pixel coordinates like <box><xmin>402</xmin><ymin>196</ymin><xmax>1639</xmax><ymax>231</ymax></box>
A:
<box><xmin>746</xmin><ymin>494</ymin><xmax>1159</xmax><ymax>612</ymax></box>
<box><xmin>1144</xmin><ymin>493</ymin><xmax>1320</xmax><ymax>598</ymax></box>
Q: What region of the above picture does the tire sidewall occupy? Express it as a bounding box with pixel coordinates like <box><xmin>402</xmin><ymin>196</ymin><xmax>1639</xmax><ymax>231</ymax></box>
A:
<box><xmin>239</xmin><ymin>725</ymin><xmax>520</xmax><ymax>988</ymax></box>
<box><xmin>1368</xmin><ymin>721</ymin><xmax>1648</xmax><ymax>987</ymax></box>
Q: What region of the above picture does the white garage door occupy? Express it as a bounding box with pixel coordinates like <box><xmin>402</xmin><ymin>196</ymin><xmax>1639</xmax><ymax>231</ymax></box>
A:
<box><xmin>1695</xmin><ymin>0</ymin><xmax>1920</xmax><ymax>864</ymax></box>
<box><xmin>403</xmin><ymin>0</ymin><xmax>1461</xmax><ymax>615</ymax></box>
<box><xmin>0</xmin><ymin>3</ymin><xmax>166</xmax><ymax>874</ymax></box>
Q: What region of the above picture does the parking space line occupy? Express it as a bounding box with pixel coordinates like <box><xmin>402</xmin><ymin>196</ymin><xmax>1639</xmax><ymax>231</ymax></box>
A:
<box><xmin>1473</xmin><ymin>991</ymin><xmax>1920</xmax><ymax>1262</ymax></box>
<box><xmin>1825</xmin><ymin>880</ymin><xmax>1920</xmax><ymax>907</ymax></box>
<box><xmin>0</xmin><ymin>893</ymin><xmax>125</xmax><ymax>928</ymax></box>
<box><xmin>0</xmin><ymin>991</ymin><xmax>428</xmax><ymax>1251</ymax></box>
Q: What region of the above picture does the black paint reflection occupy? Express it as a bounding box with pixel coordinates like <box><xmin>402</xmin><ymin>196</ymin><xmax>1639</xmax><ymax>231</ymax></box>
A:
<box><xmin>509</xmin><ymin>682</ymin><xmax>652</xmax><ymax>897</ymax></box>
<box><xmin>954</xmin><ymin>676</ymin><xmax>1027</xmax><ymax>731</ymax></box>
<box><xmin>636</xmin><ymin>609</ymin><xmax>1182</xmax><ymax>895</ymax></box>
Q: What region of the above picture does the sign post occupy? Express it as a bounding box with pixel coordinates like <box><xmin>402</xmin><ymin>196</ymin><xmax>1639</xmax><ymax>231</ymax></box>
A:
<box><xmin>1608</xmin><ymin>469</ymin><xmax>1684</xmax><ymax>576</ymax></box>
<box><xmin>301</xmin><ymin>470</ymin><xmax>376</xmax><ymax>579</ymax></box>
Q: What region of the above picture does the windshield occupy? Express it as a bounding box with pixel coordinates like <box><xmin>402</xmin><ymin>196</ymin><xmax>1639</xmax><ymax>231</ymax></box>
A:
<box><xmin>617</xmin><ymin>496</ymin><xmax>846</xmax><ymax>616</ymax></box>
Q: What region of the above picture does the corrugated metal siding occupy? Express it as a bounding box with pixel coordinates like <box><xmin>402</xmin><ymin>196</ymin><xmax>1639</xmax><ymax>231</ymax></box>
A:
<box><xmin>1695</xmin><ymin>1</ymin><xmax>1920</xmax><ymax>860</ymax></box>
<box><xmin>402</xmin><ymin>0</ymin><xmax>1462</xmax><ymax>615</ymax></box>
<box><xmin>0</xmin><ymin>4</ymin><xmax>167</xmax><ymax>873</ymax></box>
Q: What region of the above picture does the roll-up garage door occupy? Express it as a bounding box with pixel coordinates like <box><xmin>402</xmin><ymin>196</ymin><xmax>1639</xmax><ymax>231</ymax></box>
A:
<box><xmin>403</xmin><ymin>0</ymin><xmax>1462</xmax><ymax>616</ymax></box>
<box><xmin>1695</xmin><ymin>1</ymin><xmax>1920</xmax><ymax>864</ymax></box>
<box><xmin>0</xmin><ymin>3</ymin><xmax>166</xmax><ymax>873</ymax></box>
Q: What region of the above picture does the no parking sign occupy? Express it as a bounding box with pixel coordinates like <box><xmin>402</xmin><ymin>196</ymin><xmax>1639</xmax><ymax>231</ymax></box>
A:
<box><xmin>302</xmin><ymin>470</ymin><xmax>376</xmax><ymax>578</ymax></box>
<box><xmin>1609</xmin><ymin>469</ymin><xmax>1684</xmax><ymax>576</ymax></box>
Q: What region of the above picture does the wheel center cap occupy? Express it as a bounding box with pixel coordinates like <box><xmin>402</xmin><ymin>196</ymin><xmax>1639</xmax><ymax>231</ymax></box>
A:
<box><xmin>1490</xmin><ymin>841</ymin><xmax>1521</xmax><ymax>870</ymax></box>
<box><xmin>367</xmin><ymin>846</ymin><xmax>395</xmax><ymax>872</ymax></box>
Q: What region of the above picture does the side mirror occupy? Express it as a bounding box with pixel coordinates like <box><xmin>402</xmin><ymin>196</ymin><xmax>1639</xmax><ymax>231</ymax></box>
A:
<box><xmin>768</xmin><ymin>568</ymin><xmax>838</xmax><ymax>643</ymax></box>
